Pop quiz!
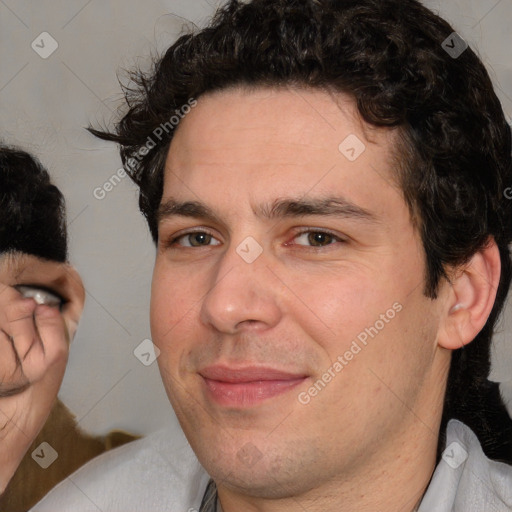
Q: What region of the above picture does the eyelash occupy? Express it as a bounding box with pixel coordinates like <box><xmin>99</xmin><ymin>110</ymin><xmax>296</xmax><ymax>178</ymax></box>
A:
<box><xmin>166</xmin><ymin>228</ymin><xmax>346</xmax><ymax>248</ymax></box>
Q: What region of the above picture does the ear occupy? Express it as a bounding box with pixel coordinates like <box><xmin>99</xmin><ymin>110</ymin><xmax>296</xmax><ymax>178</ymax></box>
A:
<box><xmin>437</xmin><ymin>238</ymin><xmax>501</xmax><ymax>350</ymax></box>
<box><xmin>59</xmin><ymin>264</ymin><xmax>85</xmax><ymax>343</ymax></box>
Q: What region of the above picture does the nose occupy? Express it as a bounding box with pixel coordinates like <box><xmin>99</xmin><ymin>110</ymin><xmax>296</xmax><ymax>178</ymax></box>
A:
<box><xmin>200</xmin><ymin>242</ymin><xmax>282</xmax><ymax>334</ymax></box>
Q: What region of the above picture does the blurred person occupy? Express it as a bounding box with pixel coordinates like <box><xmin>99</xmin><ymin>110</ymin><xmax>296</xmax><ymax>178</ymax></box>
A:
<box><xmin>33</xmin><ymin>0</ymin><xmax>512</xmax><ymax>511</ymax></box>
<box><xmin>0</xmin><ymin>145</ymin><xmax>84</xmax><ymax>496</ymax></box>
<box><xmin>0</xmin><ymin>146</ymin><xmax>135</xmax><ymax>511</ymax></box>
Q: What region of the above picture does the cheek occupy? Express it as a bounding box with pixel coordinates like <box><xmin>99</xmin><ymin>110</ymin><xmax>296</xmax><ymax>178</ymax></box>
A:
<box><xmin>150</xmin><ymin>261</ymin><xmax>216</xmax><ymax>379</ymax></box>
<box><xmin>151</xmin><ymin>269</ymin><xmax>187</xmax><ymax>358</ymax></box>
<box><xmin>151</xmin><ymin>262</ymin><xmax>203</xmax><ymax>327</ymax></box>
<box><xmin>282</xmin><ymin>267</ymin><xmax>388</xmax><ymax>355</ymax></box>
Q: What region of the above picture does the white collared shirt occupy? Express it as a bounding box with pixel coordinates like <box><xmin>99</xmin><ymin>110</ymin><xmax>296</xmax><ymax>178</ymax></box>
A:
<box><xmin>31</xmin><ymin>419</ymin><xmax>512</xmax><ymax>511</ymax></box>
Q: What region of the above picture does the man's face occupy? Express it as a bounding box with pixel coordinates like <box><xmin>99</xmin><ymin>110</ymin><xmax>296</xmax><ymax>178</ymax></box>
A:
<box><xmin>151</xmin><ymin>87</ymin><xmax>449</xmax><ymax>497</ymax></box>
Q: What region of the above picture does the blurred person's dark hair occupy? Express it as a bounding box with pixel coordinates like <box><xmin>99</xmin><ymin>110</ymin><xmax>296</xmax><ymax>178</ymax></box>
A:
<box><xmin>0</xmin><ymin>145</ymin><xmax>67</xmax><ymax>262</ymax></box>
<box><xmin>89</xmin><ymin>0</ymin><xmax>512</xmax><ymax>463</ymax></box>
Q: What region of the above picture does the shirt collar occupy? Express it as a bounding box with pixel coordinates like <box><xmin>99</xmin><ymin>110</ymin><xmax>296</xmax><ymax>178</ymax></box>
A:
<box><xmin>418</xmin><ymin>419</ymin><xmax>512</xmax><ymax>511</ymax></box>
<box><xmin>199</xmin><ymin>420</ymin><xmax>512</xmax><ymax>511</ymax></box>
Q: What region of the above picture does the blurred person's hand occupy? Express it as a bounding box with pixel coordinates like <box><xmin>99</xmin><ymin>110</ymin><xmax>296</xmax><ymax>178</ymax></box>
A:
<box><xmin>0</xmin><ymin>253</ymin><xmax>84</xmax><ymax>493</ymax></box>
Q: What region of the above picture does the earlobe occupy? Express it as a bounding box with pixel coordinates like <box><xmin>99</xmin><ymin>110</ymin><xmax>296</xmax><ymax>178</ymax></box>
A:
<box><xmin>438</xmin><ymin>238</ymin><xmax>501</xmax><ymax>350</ymax></box>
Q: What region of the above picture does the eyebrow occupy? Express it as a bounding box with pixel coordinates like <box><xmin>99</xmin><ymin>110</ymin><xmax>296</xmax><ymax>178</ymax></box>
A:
<box><xmin>259</xmin><ymin>197</ymin><xmax>377</xmax><ymax>222</ymax></box>
<box><xmin>157</xmin><ymin>200</ymin><xmax>222</xmax><ymax>225</ymax></box>
<box><xmin>157</xmin><ymin>196</ymin><xmax>378</xmax><ymax>224</ymax></box>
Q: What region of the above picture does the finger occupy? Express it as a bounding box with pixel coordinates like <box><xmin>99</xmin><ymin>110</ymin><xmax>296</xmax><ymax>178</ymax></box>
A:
<box><xmin>0</xmin><ymin>328</ymin><xmax>20</xmax><ymax>369</ymax></box>
<box><xmin>34</xmin><ymin>303</ymin><xmax>69</xmax><ymax>364</ymax></box>
<box><xmin>0</xmin><ymin>287</ymin><xmax>31</xmax><ymax>394</ymax></box>
<box><xmin>4</xmin><ymin>297</ymin><xmax>39</xmax><ymax>363</ymax></box>
<box><xmin>0</xmin><ymin>329</ymin><xmax>28</xmax><ymax>397</ymax></box>
<box><xmin>18</xmin><ymin>304</ymin><xmax>68</xmax><ymax>384</ymax></box>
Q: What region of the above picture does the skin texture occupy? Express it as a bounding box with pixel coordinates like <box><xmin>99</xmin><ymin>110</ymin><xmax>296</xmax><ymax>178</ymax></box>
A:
<box><xmin>0</xmin><ymin>253</ymin><xmax>84</xmax><ymax>493</ymax></box>
<box><xmin>150</xmin><ymin>87</ymin><xmax>500</xmax><ymax>512</ymax></box>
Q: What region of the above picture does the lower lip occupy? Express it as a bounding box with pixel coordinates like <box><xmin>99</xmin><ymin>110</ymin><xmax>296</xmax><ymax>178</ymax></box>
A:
<box><xmin>202</xmin><ymin>377</ymin><xmax>307</xmax><ymax>408</ymax></box>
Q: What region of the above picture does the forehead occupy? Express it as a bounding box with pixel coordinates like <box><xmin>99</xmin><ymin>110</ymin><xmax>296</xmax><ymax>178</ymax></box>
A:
<box><xmin>163</xmin><ymin>86</ymin><xmax>404</xmax><ymax>218</ymax></box>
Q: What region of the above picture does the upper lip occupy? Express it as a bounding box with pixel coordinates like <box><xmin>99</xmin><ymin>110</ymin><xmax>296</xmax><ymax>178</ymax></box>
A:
<box><xmin>199</xmin><ymin>365</ymin><xmax>307</xmax><ymax>383</ymax></box>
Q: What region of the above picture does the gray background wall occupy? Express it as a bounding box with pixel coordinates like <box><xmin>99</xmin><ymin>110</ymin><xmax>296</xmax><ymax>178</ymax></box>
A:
<box><xmin>0</xmin><ymin>0</ymin><xmax>511</xmax><ymax>437</ymax></box>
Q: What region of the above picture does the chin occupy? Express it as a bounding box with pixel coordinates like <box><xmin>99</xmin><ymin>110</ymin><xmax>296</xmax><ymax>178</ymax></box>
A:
<box><xmin>216</xmin><ymin>468</ymin><xmax>320</xmax><ymax>500</ymax></box>
<box><xmin>200</xmin><ymin>444</ymin><xmax>321</xmax><ymax>500</ymax></box>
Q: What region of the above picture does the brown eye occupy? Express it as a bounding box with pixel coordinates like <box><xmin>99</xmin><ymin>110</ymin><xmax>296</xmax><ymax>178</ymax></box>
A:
<box><xmin>189</xmin><ymin>233</ymin><xmax>213</xmax><ymax>246</ymax></box>
<box><xmin>173</xmin><ymin>231</ymin><xmax>221</xmax><ymax>247</ymax></box>
<box><xmin>293</xmin><ymin>231</ymin><xmax>340</xmax><ymax>247</ymax></box>
<box><xmin>307</xmin><ymin>232</ymin><xmax>334</xmax><ymax>246</ymax></box>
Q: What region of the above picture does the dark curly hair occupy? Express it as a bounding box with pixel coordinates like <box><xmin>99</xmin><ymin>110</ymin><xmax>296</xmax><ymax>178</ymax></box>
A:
<box><xmin>0</xmin><ymin>145</ymin><xmax>67</xmax><ymax>262</ymax></box>
<box><xmin>90</xmin><ymin>0</ymin><xmax>512</xmax><ymax>463</ymax></box>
